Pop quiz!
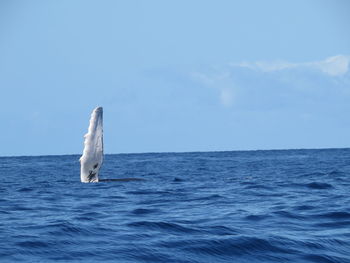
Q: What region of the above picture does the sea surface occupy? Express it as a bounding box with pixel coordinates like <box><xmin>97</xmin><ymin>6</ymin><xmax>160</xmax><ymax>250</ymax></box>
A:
<box><xmin>0</xmin><ymin>149</ymin><xmax>350</xmax><ymax>262</ymax></box>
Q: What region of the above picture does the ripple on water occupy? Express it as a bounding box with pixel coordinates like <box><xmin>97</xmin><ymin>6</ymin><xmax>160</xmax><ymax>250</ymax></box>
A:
<box><xmin>164</xmin><ymin>236</ymin><xmax>298</xmax><ymax>257</ymax></box>
<box><xmin>302</xmin><ymin>253</ymin><xmax>347</xmax><ymax>263</ymax></box>
<box><xmin>306</xmin><ymin>182</ymin><xmax>333</xmax><ymax>189</ymax></box>
<box><xmin>314</xmin><ymin>211</ymin><xmax>350</xmax><ymax>220</ymax></box>
<box><xmin>17</xmin><ymin>187</ymin><xmax>34</xmax><ymax>192</ymax></box>
<box><xmin>244</xmin><ymin>214</ymin><xmax>271</xmax><ymax>221</ymax></box>
<box><xmin>293</xmin><ymin>205</ymin><xmax>316</xmax><ymax>211</ymax></box>
<box><xmin>130</xmin><ymin>208</ymin><xmax>159</xmax><ymax>215</ymax></box>
<box><xmin>15</xmin><ymin>240</ymin><xmax>49</xmax><ymax>249</ymax></box>
<box><xmin>127</xmin><ymin>221</ymin><xmax>202</xmax><ymax>234</ymax></box>
<box><xmin>314</xmin><ymin>221</ymin><xmax>350</xmax><ymax>228</ymax></box>
<box><xmin>44</xmin><ymin>221</ymin><xmax>106</xmax><ymax>237</ymax></box>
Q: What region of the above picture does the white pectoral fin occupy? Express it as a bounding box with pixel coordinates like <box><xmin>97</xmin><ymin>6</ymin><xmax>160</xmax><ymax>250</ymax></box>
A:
<box><xmin>80</xmin><ymin>107</ymin><xmax>104</xmax><ymax>183</ymax></box>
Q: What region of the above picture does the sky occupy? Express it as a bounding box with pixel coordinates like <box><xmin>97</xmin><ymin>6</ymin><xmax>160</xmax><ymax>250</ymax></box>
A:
<box><xmin>0</xmin><ymin>0</ymin><xmax>350</xmax><ymax>156</ymax></box>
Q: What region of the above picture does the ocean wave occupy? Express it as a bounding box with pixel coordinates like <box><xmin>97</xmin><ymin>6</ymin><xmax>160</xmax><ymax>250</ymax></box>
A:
<box><xmin>1</xmin><ymin>149</ymin><xmax>350</xmax><ymax>262</ymax></box>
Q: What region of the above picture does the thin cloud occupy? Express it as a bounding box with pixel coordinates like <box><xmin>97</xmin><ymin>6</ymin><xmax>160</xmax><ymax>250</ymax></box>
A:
<box><xmin>233</xmin><ymin>55</ymin><xmax>350</xmax><ymax>76</ymax></box>
<box><xmin>310</xmin><ymin>55</ymin><xmax>349</xmax><ymax>76</ymax></box>
<box><xmin>235</xmin><ymin>60</ymin><xmax>296</xmax><ymax>72</ymax></box>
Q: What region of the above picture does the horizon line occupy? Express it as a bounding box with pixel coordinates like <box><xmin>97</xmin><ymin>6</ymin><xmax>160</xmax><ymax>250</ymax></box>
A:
<box><xmin>1</xmin><ymin>146</ymin><xmax>349</xmax><ymax>158</ymax></box>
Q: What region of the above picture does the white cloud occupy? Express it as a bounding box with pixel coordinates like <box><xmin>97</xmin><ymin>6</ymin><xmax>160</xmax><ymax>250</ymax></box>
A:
<box><xmin>233</xmin><ymin>55</ymin><xmax>350</xmax><ymax>76</ymax></box>
<box><xmin>309</xmin><ymin>55</ymin><xmax>350</xmax><ymax>76</ymax></box>
<box><xmin>236</xmin><ymin>60</ymin><xmax>296</xmax><ymax>72</ymax></box>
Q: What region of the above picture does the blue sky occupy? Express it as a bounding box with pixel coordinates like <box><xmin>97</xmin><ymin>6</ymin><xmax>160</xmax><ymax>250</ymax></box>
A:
<box><xmin>0</xmin><ymin>0</ymin><xmax>350</xmax><ymax>156</ymax></box>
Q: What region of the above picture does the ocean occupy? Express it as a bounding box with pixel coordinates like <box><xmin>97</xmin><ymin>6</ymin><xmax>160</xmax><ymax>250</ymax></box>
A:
<box><xmin>0</xmin><ymin>149</ymin><xmax>349</xmax><ymax>262</ymax></box>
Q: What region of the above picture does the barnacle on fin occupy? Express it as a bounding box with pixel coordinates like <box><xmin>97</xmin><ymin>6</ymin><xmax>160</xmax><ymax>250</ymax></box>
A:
<box><xmin>88</xmin><ymin>170</ymin><xmax>96</xmax><ymax>182</ymax></box>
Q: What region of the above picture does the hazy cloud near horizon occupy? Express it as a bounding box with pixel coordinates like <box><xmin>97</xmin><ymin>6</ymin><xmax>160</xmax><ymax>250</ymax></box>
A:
<box><xmin>192</xmin><ymin>55</ymin><xmax>350</xmax><ymax>108</ymax></box>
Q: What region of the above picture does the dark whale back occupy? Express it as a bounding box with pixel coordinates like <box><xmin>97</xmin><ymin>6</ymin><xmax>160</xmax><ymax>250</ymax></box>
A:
<box><xmin>99</xmin><ymin>178</ymin><xmax>144</xmax><ymax>182</ymax></box>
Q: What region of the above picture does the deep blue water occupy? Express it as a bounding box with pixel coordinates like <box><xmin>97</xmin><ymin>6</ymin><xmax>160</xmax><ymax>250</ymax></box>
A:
<box><xmin>1</xmin><ymin>149</ymin><xmax>350</xmax><ymax>262</ymax></box>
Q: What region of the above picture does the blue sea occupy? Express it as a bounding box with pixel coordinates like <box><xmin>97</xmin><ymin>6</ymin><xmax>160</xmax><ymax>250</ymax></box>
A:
<box><xmin>1</xmin><ymin>149</ymin><xmax>350</xmax><ymax>262</ymax></box>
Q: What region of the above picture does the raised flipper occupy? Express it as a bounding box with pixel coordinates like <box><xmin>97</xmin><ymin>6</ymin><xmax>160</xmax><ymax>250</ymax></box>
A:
<box><xmin>80</xmin><ymin>107</ymin><xmax>104</xmax><ymax>183</ymax></box>
<box><xmin>80</xmin><ymin>107</ymin><xmax>145</xmax><ymax>183</ymax></box>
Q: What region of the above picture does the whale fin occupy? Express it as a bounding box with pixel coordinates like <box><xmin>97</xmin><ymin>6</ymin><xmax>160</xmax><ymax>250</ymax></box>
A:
<box><xmin>80</xmin><ymin>107</ymin><xmax>104</xmax><ymax>183</ymax></box>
